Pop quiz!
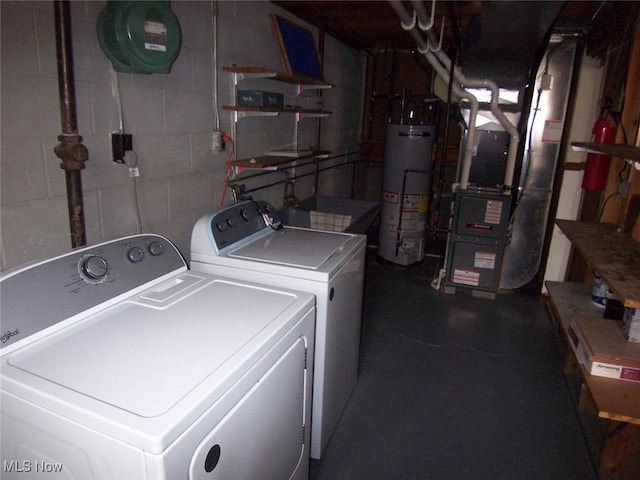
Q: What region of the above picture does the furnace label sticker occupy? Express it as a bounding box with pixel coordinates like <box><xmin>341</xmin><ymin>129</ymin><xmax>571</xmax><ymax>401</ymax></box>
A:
<box><xmin>484</xmin><ymin>200</ymin><xmax>503</xmax><ymax>225</ymax></box>
<box><xmin>474</xmin><ymin>251</ymin><xmax>496</xmax><ymax>270</ymax></box>
<box><xmin>452</xmin><ymin>269</ymin><xmax>480</xmax><ymax>287</ymax></box>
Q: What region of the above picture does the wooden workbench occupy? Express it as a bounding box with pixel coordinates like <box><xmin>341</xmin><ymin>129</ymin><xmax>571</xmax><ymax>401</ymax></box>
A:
<box><xmin>555</xmin><ymin>220</ymin><xmax>640</xmax><ymax>308</ymax></box>
<box><xmin>547</xmin><ymin>220</ymin><xmax>640</xmax><ymax>478</ymax></box>
<box><xmin>546</xmin><ymin>281</ymin><xmax>640</xmax><ymax>479</ymax></box>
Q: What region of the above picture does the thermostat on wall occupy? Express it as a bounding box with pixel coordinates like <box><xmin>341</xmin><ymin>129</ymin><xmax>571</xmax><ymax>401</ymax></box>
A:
<box><xmin>97</xmin><ymin>1</ymin><xmax>181</xmax><ymax>74</ymax></box>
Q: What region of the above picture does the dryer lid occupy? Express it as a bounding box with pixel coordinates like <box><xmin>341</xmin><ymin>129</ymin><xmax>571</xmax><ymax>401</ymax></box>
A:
<box><xmin>228</xmin><ymin>227</ymin><xmax>353</xmax><ymax>270</ymax></box>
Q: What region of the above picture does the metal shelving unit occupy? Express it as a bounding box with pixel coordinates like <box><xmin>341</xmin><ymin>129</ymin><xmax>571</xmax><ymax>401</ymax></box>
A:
<box><xmin>222</xmin><ymin>66</ymin><xmax>332</xmax><ymax>169</ymax></box>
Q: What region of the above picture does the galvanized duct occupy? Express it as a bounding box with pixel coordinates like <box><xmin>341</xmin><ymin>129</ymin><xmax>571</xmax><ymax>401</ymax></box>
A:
<box><xmin>53</xmin><ymin>0</ymin><xmax>88</xmax><ymax>248</ymax></box>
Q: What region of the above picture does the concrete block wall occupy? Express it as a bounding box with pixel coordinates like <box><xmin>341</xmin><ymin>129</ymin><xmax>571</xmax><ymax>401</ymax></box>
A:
<box><xmin>0</xmin><ymin>1</ymin><xmax>365</xmax><ymax>270</ymax></box>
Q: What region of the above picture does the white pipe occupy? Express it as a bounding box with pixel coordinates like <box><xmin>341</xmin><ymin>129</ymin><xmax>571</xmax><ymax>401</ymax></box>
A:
<box><xmin>463</xmin><ymin>78</ymin><xmax>520</xmax><ymax>191</ymax></box>
<box><xmin>389</xmin><ymin>0</ymin><xmax>479</xmax><ymax>189</ymax></box>
<box><xmin>425</xmin><ymin>50</ymin><xmax>479</xmax><ymax>190</ymax></box>
<box><xmin>399</xmin><ymin>0</ymin><xmax>520</xmax><ymax>191</ymax></box>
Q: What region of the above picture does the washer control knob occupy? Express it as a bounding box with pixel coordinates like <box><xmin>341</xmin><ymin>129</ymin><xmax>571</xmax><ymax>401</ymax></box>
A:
<box><xmin>240</xmin><ymin>208</ymin><xmax>252</xmax><ymax>222</ymax></box>
<box><xmin>127</xmin><ymin>247</ymin><xmax>144</xmax><ymax>263</ymax></box>
<box><xmin>226</xmin><ymin>217</ymin><xmax>236</xmax><ymax>228</ymax></box>
<box><xmin>215</xmin><ymin>222</ymin><xmax>227</xmax><ymax>232</ymax></box>
<box><xmin>148</xmin><ymin>241</ymin><xmax>164</xmax><ymax>256</ymax></box>
<box><xmin>80</xmin><ymin>254</ymin><xmax>108</xmax><ymax>281</ymax></box>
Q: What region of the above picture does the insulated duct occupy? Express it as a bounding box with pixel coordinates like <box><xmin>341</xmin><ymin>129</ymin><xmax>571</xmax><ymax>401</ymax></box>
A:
<box><xmin>53</xmin><ymin>0</ymin><xmax>88</xmax><ymax>248</ymax></box>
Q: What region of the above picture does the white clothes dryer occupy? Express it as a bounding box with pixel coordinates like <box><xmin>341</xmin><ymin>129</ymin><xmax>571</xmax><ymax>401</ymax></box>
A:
<box><xmin>190</xmin><ymin>200</ymin><xmax>366</xmax><ymax>459</ymax></box>
<box><xmin>0</xmin><ymin>234</ymin><xmax>315</xmax><ymax>479</ymax></box>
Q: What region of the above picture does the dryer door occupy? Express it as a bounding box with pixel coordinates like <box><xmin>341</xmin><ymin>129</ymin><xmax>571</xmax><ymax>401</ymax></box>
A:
<box><xmin>189</xmin><ymin>337</ymin><xmax>308</xmax><ymax>479</ymax></box>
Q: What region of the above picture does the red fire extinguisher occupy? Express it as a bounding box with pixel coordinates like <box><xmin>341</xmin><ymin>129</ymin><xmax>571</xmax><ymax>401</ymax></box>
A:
<box><xmin>582</xmin><ymin>109</ymin><xmax>618</xmax><ymax>191</ymax></box>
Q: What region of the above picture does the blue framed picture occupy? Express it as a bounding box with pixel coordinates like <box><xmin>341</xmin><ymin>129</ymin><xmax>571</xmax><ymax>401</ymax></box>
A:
<box><xmin>270</xmin><ymin>14</ymin><xmax>323</xmax><ymax>80</ymax></box>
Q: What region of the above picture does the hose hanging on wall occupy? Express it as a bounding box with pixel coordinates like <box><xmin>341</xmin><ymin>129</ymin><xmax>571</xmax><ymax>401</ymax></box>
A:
<box><xmin>53</xmin><ymin>0</ymin><xmax>88</xmax><ymax>248</ymax></box>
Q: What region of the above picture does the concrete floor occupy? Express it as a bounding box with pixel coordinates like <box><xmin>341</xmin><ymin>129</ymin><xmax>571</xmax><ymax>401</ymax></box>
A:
<box><xmin>310</xmin><ymin>252</ymin><xmax>597</xmax><ymax>480</ymax></box>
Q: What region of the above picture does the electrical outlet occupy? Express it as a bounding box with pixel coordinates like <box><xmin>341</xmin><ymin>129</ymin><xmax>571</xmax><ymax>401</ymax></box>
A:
<box><xmin>112</xmin><ymin>133</ymin><xmax>133</xmax><ymax>163</ymax></box>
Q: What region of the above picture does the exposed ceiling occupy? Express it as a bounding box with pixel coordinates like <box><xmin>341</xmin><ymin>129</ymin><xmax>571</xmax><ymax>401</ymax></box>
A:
<box><xmin>274</xmin><ymin>0</ymin><xmax>479</xmax><ymax>53</ymax></box>
<box><xmin>274</xmin><ymin>1</ymin><xmax>637</xmax><ymax>61</ymax></box>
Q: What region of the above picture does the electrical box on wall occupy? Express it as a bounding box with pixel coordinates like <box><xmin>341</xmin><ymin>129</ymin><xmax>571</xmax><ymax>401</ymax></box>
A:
<box><xmin>97</xmin><ymin>1</ymin><xmax>181</xmax><ymax>74</ymax></box>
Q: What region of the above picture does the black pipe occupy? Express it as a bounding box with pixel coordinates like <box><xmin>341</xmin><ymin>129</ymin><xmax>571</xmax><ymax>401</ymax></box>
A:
<box><xmin>238</xmin><ymin>158</ymin><xmax>366</xmax><ymax>197</ymax></box>
<box><xmin>433</xmin><ymin>45</ymin><xmax>458</xmax><ymax>235</ymax></box>
<box><xmin>55</xmin><ymin>0</ymin><xmax>76</xmax><ymax>134</ymax></box>
<box><xmin>54</xmin><ymin>0</ymin><xmax>88</xmax><ymax>248</ymax></box>
<box><xmin>432</xmin><ymin>0</ymin><xmax>462</xmax><ymax>236</ymax></box>
<box><xmin>365</xmin><ymin>55</ymin><xmax>378</xmax><ymax>139</ymax></box>
<box><xmin>236</xmin><ymin>151</ymin><xmax>360</xmax><ymax>182</ymax></box>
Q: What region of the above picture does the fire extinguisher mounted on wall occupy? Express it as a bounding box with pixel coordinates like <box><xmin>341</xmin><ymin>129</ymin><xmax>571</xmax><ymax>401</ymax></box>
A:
<box><xmin>582</xmin><ymin>105</ymin><xmax>619</xmax><ymax>191</ymax></box>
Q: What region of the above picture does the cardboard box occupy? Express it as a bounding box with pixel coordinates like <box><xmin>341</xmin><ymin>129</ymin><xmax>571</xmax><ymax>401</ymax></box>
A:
<box><xmin>623</xmin><ymin>307</ymin><xmax>640</xmax><ymax>343</ymax></box>
<box><xmin>570</xmin><ymin>315</ymin><xmax>640</xmax><ymax>382</ymax></box>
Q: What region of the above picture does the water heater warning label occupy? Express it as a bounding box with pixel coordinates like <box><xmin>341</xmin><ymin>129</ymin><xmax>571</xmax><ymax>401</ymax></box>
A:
<box><xmin>381</xmin><ymin>192</ymin><xmax>427</xmax><ymax>232</ymax></box>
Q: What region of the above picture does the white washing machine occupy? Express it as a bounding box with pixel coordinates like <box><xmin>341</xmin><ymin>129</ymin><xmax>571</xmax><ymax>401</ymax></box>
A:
<box><xmin>190</xmin><ymin>200</ymin><xmax>366</xmax><ymax>459</ymax></box>
<box><xmin>0</xmin><ymin>234</ymin><xmax>315</xmax><ymax>479</ymax></box>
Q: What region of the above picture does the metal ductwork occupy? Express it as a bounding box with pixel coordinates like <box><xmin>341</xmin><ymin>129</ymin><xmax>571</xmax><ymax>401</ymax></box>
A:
<box><xmin>389</xmin><ymin>0</ymin><xmax>570</xmax><ymax>292</ymax></box>
<box><xmin>460</xmin><ymin>1</ymin><xmax>564</xmax><ymax>88</ymax></box>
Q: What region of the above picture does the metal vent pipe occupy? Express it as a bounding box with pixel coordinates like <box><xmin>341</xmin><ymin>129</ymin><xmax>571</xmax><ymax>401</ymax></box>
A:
<box><xmin>53</xmin><ymin>0</ymin><xmax>88</xmax><ymax>248</ymax></box>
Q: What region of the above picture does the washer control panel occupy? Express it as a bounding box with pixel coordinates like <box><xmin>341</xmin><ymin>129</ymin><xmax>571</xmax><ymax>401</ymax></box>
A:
<box><xmin>0</xmin><ymin>234</ymin><xmax>186</xmax><ymax>352</ymax></box>
<box><xmin>209</xmin><ymin>200</ymin><xmax>282</xmax><ymax>251</ymax></box>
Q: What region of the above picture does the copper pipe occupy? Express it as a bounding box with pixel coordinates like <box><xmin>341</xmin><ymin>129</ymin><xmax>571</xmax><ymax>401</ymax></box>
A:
<box><xmin>54</xmin><ymin>0</ymin><xmax>88</xmax><ymax>248</ymax></box>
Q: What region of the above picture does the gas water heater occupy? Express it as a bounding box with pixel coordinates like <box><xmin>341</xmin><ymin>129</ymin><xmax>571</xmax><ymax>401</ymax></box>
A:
<box><xmin>378</xmin><ymin>124</ymin><xmax>435</xmax><ymax>266</ymax></box>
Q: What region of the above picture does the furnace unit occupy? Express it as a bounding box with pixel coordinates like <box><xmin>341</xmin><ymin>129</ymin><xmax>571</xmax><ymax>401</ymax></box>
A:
<box><xmin>445</xmin><ymin>190</ymin><xmax>511</xmax><ymax>293</ymax></box>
